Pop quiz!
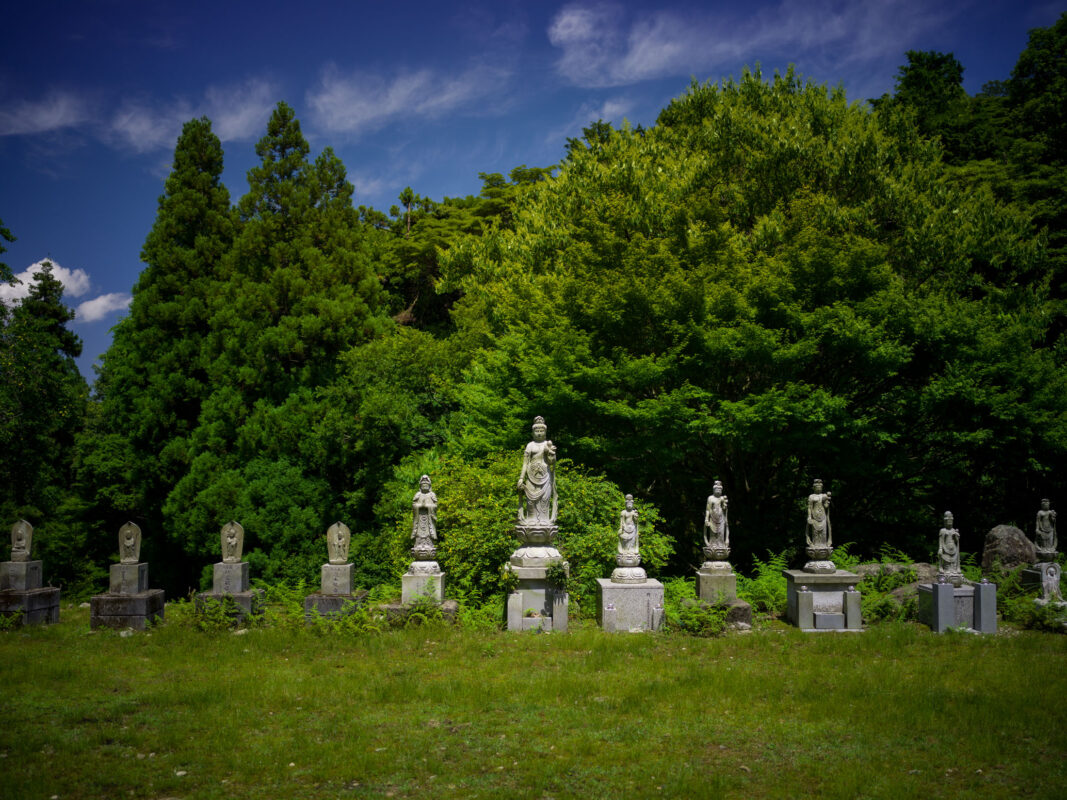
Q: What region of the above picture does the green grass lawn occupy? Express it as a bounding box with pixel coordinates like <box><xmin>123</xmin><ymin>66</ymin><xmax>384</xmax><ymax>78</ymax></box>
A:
<box><xmin>2</xmin><ymin>606</ymin><xmax>1065</xmax><ymax>800</ymax></box>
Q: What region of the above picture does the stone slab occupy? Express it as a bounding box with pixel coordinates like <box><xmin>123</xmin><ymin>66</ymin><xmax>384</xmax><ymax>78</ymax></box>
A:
<box><xmin>596</xmin><ymin>578</ymin><xmax>664</xmax><ymax>632</ymax></box>
<box><xmin>379</xmin><ymin>599</ymin><xmax>459</xmax><ymax>625</ymax></box>
<box><xmin>402</xmin><ymin>572</ymin><xmax>445</xmax><ymax>604</ymax></box>
<box><xmin>90</xmin><ymin>589</ymin><xmax>165</xmax><ymax>630</ymax></box>
<box><xmin>212</xmin><ymin>561</ymin><xmax>249</xmax><ymax>594</ymax></box>
<box><xmin>0</xmin><ymin>587</ymin><xmax>60</xmax><ymax>625</ymax></box>
<box><xmin>918</xmin><ymin>582</ymin><xmax>995</xmax><ymax>633</ymax></box>
<box><xmin>506</xmin><ymin>587</ymin><xmax>568</xmax><ymax>632</ymax></box>
<box><xmin>320</xmin><ymin>563</ymin><xmax>354</xmax><ymax>596</ymax></box>
<box><xmin>814</xmin><ymin>612</ymin><xmax>845</xmax><ymax>630</ymax></box>
<box><xmin>973</xmin><ymin>581</ymin><xmax>997</xmax><ymax>634</ymax></box>
<box><xmin>0</xmin><ymin>560</ymin><xmax>43</xmax><ymax>591</ymax></box>
<box><xmin>304</xmin><ymin>590</ymin><xmax>369</xmax><ymax>622</ymax></box>
<box><xmin>1021</xmin><ymin>567</ymin><xmax>1044</xmax><ymax>589</ymax></box>
<box><xmin>783</xmin><ymin>569</ymin><xmax>862</xmax><ymax>631</ymax></box>
<box><xmin>696</xmin><ymin>570</ymin><xmax>737</xmax><ymax>603</ymax></box>
<box><xmin>109</xmin><ymin>563</ymin><xmax>149</xmax><ymax>595</ymax></box>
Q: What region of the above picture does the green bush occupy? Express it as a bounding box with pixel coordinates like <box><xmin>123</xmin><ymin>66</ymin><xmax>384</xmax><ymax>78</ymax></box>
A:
<box><xmin>737</xmin><ymin>550</ymin><xmax>790</xmax><ymax>615</ymax></box>
<box><xmin>673</xmin><ymin>598</ymin><xmax>728</xmax><ymax>637</ymax></box>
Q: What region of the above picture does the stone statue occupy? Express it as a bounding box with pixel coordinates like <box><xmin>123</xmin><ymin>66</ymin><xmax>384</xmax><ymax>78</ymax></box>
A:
<box><xmin>10</xmin><ymin>519</ymin><xmax>32</xmax><ymax>562</ymax></box>
<box><xmin>805</xmin><ymin>479</ymin><xmax>832</xmax><ymax>549</ymax></box>
<box><xmin>611</xmin><ymin>494</ymin><xmax>646</xmax><ymax>583</ymax></box>
<box><xmin>517</xmin><ymin>416</ymin><xmax>557</xmax><ymax>527</ymax></box>
<box><xmin>1041</xmin><ymin>563</ymin><xmax>1064</xmax><ymax>605</ymax></box>
<box><xmin>411</xmin><ymin>474</ymin><xmax>438</xmax><ymax>559</ymax></box>
<box><xmin>221</xmin><ymin>521</ymin><xmax>244</xmax><ymax>564</ymax></box>
<box><xmin>617</xmin><ymin>494</ymin><xmax>639</xmax><ymax>557</ymax></box>
<box><xmin>326</xmin><ymin>521</ymin><xmax>350</xmax><ymax>565</ymax></box>
<box><xmin>1036</xmin><ymin>499</ymin><xmax>1057</xmax><ymax>556</ymax></box>
<box><xmin>938</xmin><ymin>511</ymin><xmax>963</xmax><ymax>586</ymax></box>
<box><xmin>119</xmin><ymin>522</ymin><xmax>141</xmax><ymax>564</ymax></box>
<box><xmin>703</xmin><ymin>480</ymin><xmax>729</xmax><ymax>549</ymax></box>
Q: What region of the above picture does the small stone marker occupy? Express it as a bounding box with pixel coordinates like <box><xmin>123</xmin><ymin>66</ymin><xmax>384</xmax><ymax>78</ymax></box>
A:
<box><xmin>304</xmin><ymin>522</ymin><xmax>367</xmax><ymax>621</ymax></box>
<box><xmin>90</xmin><ymin>522</ymin><xmax>164</xmax><ymax>631</ymax></box>
<box><xmin>0</xmin><ymin>520</ymin><xmax>60</xmax><ymax>626</ymax></box>
<box><xmin>196</xmin><ymin>521</ymin><xmax>261</xmax><ymax>621</ymax></box>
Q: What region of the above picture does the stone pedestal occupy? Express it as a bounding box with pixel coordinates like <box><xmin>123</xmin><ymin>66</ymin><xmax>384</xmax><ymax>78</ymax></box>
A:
<box><xmin>505</xmin><ymin>524</ymin><xmax>569</xmax><ymax>632</ymax></box>
<box><xmin>596</xmin><ymin>578</ymin><xmax>664</xmax><ymax>632</ymax></box>
<box><xmin>304</xmin><ymin>590</ymin><xmax>369</xmax><ymax>621</ymax></box>
<box><xmin>0</xmin><ymin>559</ymin><xmax>60</xmax><ymax>626</ymax></box>
<box><xmin>196</xmin><ymin>561</ymin><xmax>260</xmax><ymax>622</ymax></box>
<box><xmin>402</xmin><ymin>571</ymin><xmax>445</xmax><ymax>604</ymax></box>
<box><xmin>91</xmin><ymin>562</ymin><xmax>164</xmax><ymax>630</ymax></box>
<box><xmin>917</xmin><ymin>581</ymin><xmax>997</xmax><ymax>633</ymax></box>
<box><xmin>697</xmin><ymin>568</ymin><xmax>737</xmax><ymax>603</ymax></box>
<box><xmin>320</xmin><ymin>563</ymin><xmax>354</xmax><ymax>596</ymax></box>
<box><xmin>783</xmin><ymin>569</ymin><xmax>862</xmax><ymax>631</ymax></box>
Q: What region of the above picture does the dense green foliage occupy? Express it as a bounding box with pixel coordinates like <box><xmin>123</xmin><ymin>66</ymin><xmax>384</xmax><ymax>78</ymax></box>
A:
<box><xmin>3</xmin><ymin>17</ymin><xmax>1066</xmax><ymax>602</ymax></box>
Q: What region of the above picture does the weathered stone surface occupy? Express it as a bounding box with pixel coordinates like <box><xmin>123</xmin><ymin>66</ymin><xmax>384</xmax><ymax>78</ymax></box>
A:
<box><xmin>596</xmin><ymin>578</ymin><xmax>664</xmax><ymax>632</ymax></box>
<box><xmin>90</xmin><ymin>590</ymin><xmax>165</xmax><ymax>630</ymax></box>
<box><xmin>220</xmin><ymin>521</ymin><xmax>244</xmax><ymax>564</ymax></box>
<box><xmin>213</xmin><ymin>561</ymin><xmax>249</xmax><ymax>594</ymax></box>
<box><xmin>0</xmin><ymin>560</ymin><xmax>42</xmax><ymax>591</ymax></box>
<box><xmin>783</xmin><ymin>569</ymin><xmax>863</xmax><ymax>631</ymax></box>
<box><xmin>9</xmin><ymin>520</ymin><xmax>32</xmax><ymax>562</ymax></box>
<box><xmin>0</xmin><ymin>586</ymin><xmax>60</xmax><ymax>625</ymax></box>
<box><xmin>321</xmin><ymin>563</ymin><xmax>354</xmax><ymax>596</ymax></box>
<box><xmin>118</xmin><ymin>521</ymin><xmax>142</xmax><ymax>564</ymax></box>
<box><xmin>379</xmin><ymin>599</ymin><xmax>458</xmax><ymax>624</ymax></box>
<box><xmin>697</xmin><ymin>570</ymin><xmax>737</xmax><ymax>603</ymax></box>
<box><xmin>109</xmin><ymin>562</ymin><xmax>149</xmax><ymax>595</ymax></box>
<box><xmin>304</xmin><ymin>590</ymin><xmax>369</xmax><ymax>621</ymax></box>
<box><xmin>853</xmin><ymin>562</ymin><xmax>937</xmax><ymax>583</ymax></box>
<box><xmin>982</xmin><ymin>524</ymin><xmax>1036</xmax><ymax>570</ymax></box>
<box><xmin>402</xmin><ymin>572</ymin><xmax>445</xmax><ymax>604</ymax></box>
<box><xmin>937</xmin><ymin>512</ymin><xmax>963</xmax><ymax>586</ymax></box>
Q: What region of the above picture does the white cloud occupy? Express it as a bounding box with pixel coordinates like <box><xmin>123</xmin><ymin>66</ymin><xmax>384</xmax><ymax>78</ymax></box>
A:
<box><xmin>546</xmin><ymin>96</ymin><xmax>634</xmax><ymax>145</ymax></box>
<box><xmin>307</xmin><ymin>63</ymin><xmax>510</xmax><ymax>136</ymax></box>
<box><xmin>547</xmin><ymin>0</ymin><xmax>957</xmax><ymax>88</ymax></box>
<box><xmin>0</xmin><ymin>90</ymin><xmax>95</xmax><ymax>136</ymax></box>
<box><xmin>110</xmin><ymin>99</ymin><xmax>194</xmax><ymax>154</ymax></box>
<box><xmin>0</xmin><ymin>259</ymin><xmax>91</xmax><ymax>306</ymax></box>
<box><xmin>75</xmin><ymin>292</ymin><xmax>131</xmax><ymax>322</ymax></box>
<box><xmin>204</xmin><ymin>78</ymin><xmax>278</xmax><ymax>142</ymax></box>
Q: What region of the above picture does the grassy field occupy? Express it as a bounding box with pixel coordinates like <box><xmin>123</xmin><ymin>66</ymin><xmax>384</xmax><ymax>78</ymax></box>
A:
<box><xmin>2</xmin><ymin>605</ymin><xmax>1066</xmax><ymax>800</ymax></box>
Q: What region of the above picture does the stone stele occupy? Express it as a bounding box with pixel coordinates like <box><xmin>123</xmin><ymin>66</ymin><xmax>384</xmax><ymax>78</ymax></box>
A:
<box><xmin>9</xmin><ymin>519</ymin><xmax>32</xmax><ymax>562</ymax></box>
<box><xmin>0</xmin><ymin>519</ymin><xmax>60</xmax><ymax>626</ymax></box>
<box><xmin>221</xmin><ymin>520</ymin><xmax>244</xmax><ymax>564</ymax></box>
<box><xmin>119</xmin><ymin>521</ymin><xmax>142</xmax><ymax>564</ymax></box>
<box><xmin>196</xmin><ymin>521</ymin><xmax>260</xmax><ymax>621</ymax></box>
<box><xmin>91</xmin><ymin>522</ymin><xmax>164</xmax><ymax>631</ymax></box>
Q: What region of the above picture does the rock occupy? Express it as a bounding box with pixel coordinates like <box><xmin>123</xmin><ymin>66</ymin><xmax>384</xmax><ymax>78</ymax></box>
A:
<box><xmin>982</xmin><ymin>525</ymin><xmax>1036</xmax><ymax>570</ymax></box>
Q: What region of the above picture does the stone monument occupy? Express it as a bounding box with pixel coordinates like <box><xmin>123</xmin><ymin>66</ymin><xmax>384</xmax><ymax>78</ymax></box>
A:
<box><xmin>597</xmin><ymin>494</ymin><xmax>664</xmax><ymax>632</ymax></box>
<box><xmin>401</xmin><ymin>475</ymin><xmax>446</xmax><ymax>604</ymax></box>
<box><xmin>918</xmin><ymin>513</ymin><xmax>997</xmax><ymax>633</ymax></box>
<box><xmin>1023</xmin><ymin>499</ymin><xmax>1060</xmax><ymax>589</ymax></box>
<box><xmin>90</xmin><ymin>522</ymin><xmax>165</xmax><ymax>630</ymax></box>
<box><xmin>304</xmin><ymin>522</ymin><xmax>368</xmax><ymax>621</ymax></box>
<box><xmin>505</xmin><ymin>416</ymin><xmax>569</xmax><ymax>632</ymax></box>
<box><xmin>694</xmin><ymin>480</ymin><xmax>752</xmax><ymax>626</ymax></box>
<box><xmin>196</xmin><ymin>521</ymin><xmax>261</xmax><ymax>620</ymax></box>
<box><xmin>0</xmin><ymin>520</ymin><xmax>60</xmax><ymax>625</ymax></box>
<box><xmin>782</xmin><ymin>480</ymin><xmax>862</xmax><ymax>631</ymax></box>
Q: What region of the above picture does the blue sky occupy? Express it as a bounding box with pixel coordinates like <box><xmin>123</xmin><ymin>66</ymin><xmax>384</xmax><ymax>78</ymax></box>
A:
<box><xmin>1</xmin><ymin>0</ymin><xmax>1062</xmax><ymax>378</ymax></box>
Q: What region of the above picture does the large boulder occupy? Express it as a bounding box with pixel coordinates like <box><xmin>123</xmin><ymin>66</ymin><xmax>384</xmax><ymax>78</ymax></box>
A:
<box><xmin>982</xmin><ymin>525</ymin><xmax>1036</xmax><ymax>570</ymax></box>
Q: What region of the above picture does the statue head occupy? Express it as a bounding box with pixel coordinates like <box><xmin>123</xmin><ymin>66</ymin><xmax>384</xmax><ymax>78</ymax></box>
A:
<box><xmin>943</xmin><ymin>511</ymin><xmax>954</xmax><ymax>527</ymax></box>
<box><xmin>713</xmin><ymin>480</ymin><xmax>723</xmax><ymax>497</ymax></box>
<box><xmin>419</xmin><ymin>474</ymin><xmax>432</xmax><ymax>493</ymax></box>
<box><xmin>1042</xmin><ymin>498</ymin><xmax>1051</xmax><ymax>510</ymax></box>
<box><xmin>625</xmin><ymin>493</ymin><xmax>634</xmax><ymax>510</ymax></box>
<box><xmin>532</xmin><ymin>415</ymin><xmax>548</xmax><ymax>441</ymax></box>
<box><xmin>812</xmin><ymin>479</ymin><xmax>823</xmax><ymax>493</ymax></box>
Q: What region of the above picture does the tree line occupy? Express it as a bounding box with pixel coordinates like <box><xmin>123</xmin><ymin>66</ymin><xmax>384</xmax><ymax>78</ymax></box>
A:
<box><xmin>2</xmin><ymin>14</ymin><xmax>1065</xmax><ymax>608</ymax></box>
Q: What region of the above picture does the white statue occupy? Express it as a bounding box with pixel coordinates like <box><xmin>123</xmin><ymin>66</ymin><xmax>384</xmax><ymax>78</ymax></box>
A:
<box><xmin>938</xmin><ymin>512</ymin><xmax>962</xmax><ymax>586</ymax></box>
<box><xmin>326</xmin><ymin>521</ymin><xmax>350</xmax><ymax>565</ymax></box>
<box><xmin>617</xmin><ymin>494</ymin><xmax>639</xmax><ymax>558</ymax></box>
<box><xmin>119</xmin><ymin>521</ymin><xmax>141</xmax><ymax>564</ymax></box>
<box><xmin>703</xmin><ymin>480</ymin><xmax>729</xmax><ymax>548</ymax></box>
<box><xmin>10</xmin><ymin>520</ymin><xmax>32</xmax><ymax>562</ymax></box>
<box><xmin>411</xmin><ymin>474</ymin><xmax>438</xmax><ymax>558</ymax></box>
<box><xmin>517</xmin><ymin>416</ymin><xmax>557</xmax><ymax>526</ymax></box>
<box><xmin>805</xmin><ymin>479</ymin><xmax>832</xmax><ymax>549</ymax></box>
<box><xmin>221</xmin><ymin>521</ymin><xmax>244</xmax><ymax>564</ymax></box>
<box><xmin>1036</xmin><ymin>499</ymin><xmax>1057</xmax><ymax>556</ymax></box>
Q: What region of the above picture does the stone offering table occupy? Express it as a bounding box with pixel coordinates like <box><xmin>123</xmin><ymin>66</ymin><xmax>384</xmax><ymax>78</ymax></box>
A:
<box><xmin>0</xmin><ymin>520</ymin><xmax>60</xmax><ymax>626</ymax></box>
<box><xmin>91</xmin><ymin>522</ymin><xmax>165</xmax><ymax>630</ymax></box>
<box><xmin>783</xmin><ymin>571</ymin><xmax>863</xmax><ymax>631</ymax></box>
<box><xmin>917</xmin><ymin>579</ymin><xmax>997</xmax><ymax>633</ymax></box>
<box><xmin>196</xmin><ymin>521</ymin><xmax>262</xmax><ymax>621</ymax></box>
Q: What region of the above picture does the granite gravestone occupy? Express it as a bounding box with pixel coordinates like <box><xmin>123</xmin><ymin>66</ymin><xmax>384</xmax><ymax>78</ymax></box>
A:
<box><xmin>918</xmin><ymin>513</ymin><xmax>997</xmax><ymax>633</ymax></box>
<box><xmin>304</xmin><ymin>522</ymin><xmax>368</xmax><ymax>621</ymax></box>
<box><xmin>597</xmin><ymin>495</ymin><xmax>664</xmax><ymax>632</ymax></box>
<box><xmin>90</xmin><ymin>522</ymin><xmax>165</xmax><ymax>630</ymax></box>
<box><xmin>782</xmin><ymin>480</ymin><xmax>862</xmax><ymax>631</ymax></box>
<box><xmin>0</xmin><ymin>520</ymin><xmax>60</xmax><ymax>625</ymax></box>
<box><xmin>505</xmin><ymin>416</ymin><xmax>569</xmax><ymax>632</ymax></box>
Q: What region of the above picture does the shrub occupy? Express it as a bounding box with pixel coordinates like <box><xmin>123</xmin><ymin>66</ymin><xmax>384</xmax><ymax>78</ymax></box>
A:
<box><xmin>673</xmin><ymin>598</ymin><xmax>728</xmax><ymax>637</ymax></box>
<box><xmin>737</xmin><ymin>550</ymin><xmax>790</xmax><ymax>615</ymax></box>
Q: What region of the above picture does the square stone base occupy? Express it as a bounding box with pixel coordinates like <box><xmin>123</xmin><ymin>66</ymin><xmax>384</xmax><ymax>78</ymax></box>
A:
<box><xmin>304</xmin><ymin>590</ymin><xmax>369</xmax><ymax>622</ymax></box>
<box><xmin>321</xmin><ymin>563</ymin><xmax>354</xmax><ymax>596</ymax></box>
<box><xmin>110</xmin><ymin>563</ymin><xmax>149</xmax><ymax>595</ymax></box>
<box><xmin>783</xmin><ymin>569</ymin><xmax>862</xmax><ymax>631</ymax></box>
<box><xmin>918</xmin><ymin>582</ymin><xmax>997</xmax><ymax>633</ymax></box>
<box><xmin>506</xmin><ymin>569</ymin><xmax>568</xmax><ymax>632</ymax></box>
<box><xmin>91</xmin><ymin>589</ymin><xmax>165</xmax><ymax>630</ymax></box>
<box><xmin>212</xmin><ymin>562</ymin><xmax>249</xmax><ymax>594</ymax></box>
<box><xmin>597</xmin><ymin>578</ymin><xmax>665</xmax><ymax>632</ymax></box>
<box><xmin>402</xmin><ymin>572</ymin><xmax>445</xmax><ymax>604</ymax></box>
<box><xmin>196</xmin><ymin>590</ymin><xmax>262</xmax><ymax>622</ymax></box>
<box><xmin>0</xmin><ymin>586</ymin><xmax>60</xmax><ymax>625</ymax></box>
<box><xmin>696</xmin><ymin>570</ymin><xmax>737</xmax><ymax>603</ymax></box>
<box><xmin>1</xmin><ymin>560</ymin><xmax>43</xmax><ymax>591</ymax></box>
